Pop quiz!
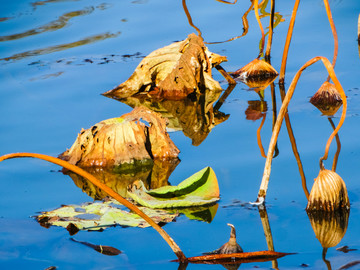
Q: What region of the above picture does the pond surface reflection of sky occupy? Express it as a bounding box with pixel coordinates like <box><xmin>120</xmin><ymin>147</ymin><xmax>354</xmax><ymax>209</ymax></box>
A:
<box><xmin>1</xmin><ymin>0</ymin><xmax>360</xmax><ymax>269</ymax></box>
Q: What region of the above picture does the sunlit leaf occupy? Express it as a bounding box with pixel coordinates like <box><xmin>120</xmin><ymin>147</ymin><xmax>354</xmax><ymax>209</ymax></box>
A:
<box><xmin>36</xmin><ymin>199</ymin><xmax>179</xmax><ymax>231</ymax></box>
<box><xmin>103</xmin><ymin>33</ymin><xmax>226</xmax><ymax>100</ymax></box>
<box><xmin>127</xmin><ymin>167</ymin><xmax>220</xmax><ymax>208</ymax></box>
<box><xmin>59</xmin><ymin>106</ymin><xmax>179</xmax><ymax>167</ymax></box>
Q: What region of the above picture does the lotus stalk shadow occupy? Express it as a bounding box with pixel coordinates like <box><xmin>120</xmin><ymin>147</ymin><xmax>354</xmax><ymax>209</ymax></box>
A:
<box><xmin>255</xmin><ymin>56</ymin><xmax>347</xmax><ymax>205</ymax></box>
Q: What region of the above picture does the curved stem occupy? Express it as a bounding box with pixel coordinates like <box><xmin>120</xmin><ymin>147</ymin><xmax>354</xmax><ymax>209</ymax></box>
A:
<box><xmin>324</xmin><ymin>0</ymin><xmax>338</xmax><ymax>82</ymax></box>
<box><xmin>182</xmin><ymin>0</ymin><xmax>202</xmax><ymax>39</ymax></box>
<box><xmin>328</xmin><ymin>117</ymin><xmax>341</xmax><ymax>171</ymax></box>
<box><xmin>0</xmin><ymin>152</ymin><xmax>187</xmax><ymax>262</ymax></box>
<box><xmin>279</xmin><ymin>0</ymin><xmax>300</xmax><ymax>84</ymax></box>
<box><xmin>256</xmin><ymin>56</ymin><xmax>347</xmax><ymax>203</ymax></box>
<box><xmin>254</xmin><ymin>0</ymin><xmax>265</xmax><ymax>58</ymax></box>
<box><xmin>257</xmin><ymin>114</ymin><xmax>267</xmax><ymax>158</ymax></box>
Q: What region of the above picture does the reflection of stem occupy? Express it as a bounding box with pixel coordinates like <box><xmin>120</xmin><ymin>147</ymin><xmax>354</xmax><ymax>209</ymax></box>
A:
<box><xmin>256</xmin><ymin>56</ymin><xmax>347</xmax><ymax>203</ymax></box>
<box><xmin>213</xmin><ymin>83</ymin><xmax>236</xmax><ymax>112</ymax></box>
<box><xmin>215</xmin><ymin>65</ymin><xmax>236</xmax><ymax>85</ymax></box>
<box><xmin>322</xmin><ymin>248</ymin><xmax>332</xmax><ymax>270</ymax></box>
<box><xmin>270</xmin><ymin>83</ymin><xmax>279</xmax><ymax>158</ymax></box>
<box><xmin>258</xmin><ymin>206</ymin><xmax>279</xmax><ymax>269</ymax></box>
<box><xmin>279</xmin><ymin>0</ymin><xmax>300</xmax><ymax>84</ymax></box>
<box><xmin>328</xmin><ymin>117</ymin><xmax>341</xmax><ymax>171</ymax></box>
<box><xmin>182</xmin><ymin>0</ymin><xmax>202</xmax><ymax>38</ymax></box>
<box><xmin>215</xmin><ymin>0</ymin><xmax>238</xmax><ymax>4</ymax></box>
<box><xmin>265</xmin><ymin>0</ymin><xmax>275</xmax><ymax>61</ymax></box>
<box><xmin>257</xmin><ymin>114</ymin><xmax>267</xmax><ymax>158</ymax></box>
<box><xmin>206</xmin><ymin>1</ymin><xmax>253</xmax><ymax>44</ymax></box>
<box><xmin>0</xmin><ymin>153</ymin><xmax>187</xmax><ymax>262</ymax></box>
<box><xmin>324</xmin><ymin>0</ymin><xmax>338</xmax><ymax>82</ymax></box>
<box><xmin>279</xmin><ymin>83</ymin><xmax>309</xmax><ymax>199</ymax></box>
<box><xmin>254</xmin><ymin>0</ymin><xmax>265</xmax><ymax>58</ymax></box>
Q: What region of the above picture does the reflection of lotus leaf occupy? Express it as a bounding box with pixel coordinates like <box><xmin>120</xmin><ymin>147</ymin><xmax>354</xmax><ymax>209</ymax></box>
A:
<box><xmin>65</xmin><ymin>159</ymin><xmax>179</xmax><ymax>198</ymax></box>
<box><xmin>245</xmin><ymin>100</ymin><xmax>268</xmax><ymax>121</ymax></box>
<box><xmin>307</xmin><ymin>209</ymin><xmax>349</xmax><ymax>248</ymax></box>
<box><xmin>117</xmin><ymin>89</ymin><xmax>228</xmax><ymax>146</ymax></box>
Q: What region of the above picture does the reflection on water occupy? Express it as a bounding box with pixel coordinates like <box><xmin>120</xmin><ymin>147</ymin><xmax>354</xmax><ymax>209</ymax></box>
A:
<box><xmin>1</xmin><ymin>32</ymin><xmax>121</xmax><ymax>62</ymax></box>
<box><xmin>0</xmin><ymin>7</ymin><xmax>95</xmax><ymax>42</ymax></box>
<box><xmin>31</xmin><ymin>0</ymin><xmax>81</xmax><ymax>9</ymax></box>
<box><xmin>117</xmin><ymin>89</ymin><xmax>229</xmax><ymax>146</ymax></box>
<box><xmin>64</xmin><ymin>159</ymin><xmax>179</xmax><ymax>199</ymax></box>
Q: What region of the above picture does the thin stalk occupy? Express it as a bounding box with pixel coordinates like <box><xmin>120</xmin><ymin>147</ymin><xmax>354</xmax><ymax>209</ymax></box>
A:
<box><xmin>206</xmin><ymin>1</ymin><xmax>253</xmax><ymax>44</ymax></box>
<box><xmin>324</xmin><ymin>0</ymin><xmax>338</xmax><ymax>82</ymax></box>
<box><xmin>279</xmin><ymin>0</ymin><xmax>300</xmax><ymax>85</ymax></box>
<box><xmin>279</xmin><ymin>83</ymin><xmax>309</xmax><ymax>199</ymax></box>
<box><xmin>182</xmin><ymin>0</ymin><xmax>202</xmax><ymax>39</ymax></box>
<box><xmin>256</xmin><ymin>56</ymin><xmax>347</xmax><ymax>203</ymax></box>
<box><xmin>254</xmin><ymin>0</ymin><xmax>265</xmax><ymax>58</ymax></box>
<box><xmin>265</xmin><ymin>0</ymin><xmax>275</xmax><ymax>61</ymax></box>
<box><xmin>0</xmin><ymin>152</ymin><xmax>187</xmax><ymax>262</ymax></box>
<box><xmin>258</xmin><ymin>206</ymin><xmax>278</xmax><ymax>269</ymax></box>
<box><xmin>328</xmin><ymin>117</ymin><xmax>341</xmax><ymax>171</ymax></box>
<box><xmin>257</xmin><ymin>114</ymin><xmax>267</xmax><ymax>158</ymax></box>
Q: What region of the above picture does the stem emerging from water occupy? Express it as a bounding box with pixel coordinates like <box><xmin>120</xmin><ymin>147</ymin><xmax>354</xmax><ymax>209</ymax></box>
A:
<box><xmin>256</xmin><ymin>56</ymin><xmax>347</xmax><ymax>203</ymax></box>
<box><xmin>0</xmin><ymin>152</ymin><xmax>187</xmax><ymax>262</ymax></box>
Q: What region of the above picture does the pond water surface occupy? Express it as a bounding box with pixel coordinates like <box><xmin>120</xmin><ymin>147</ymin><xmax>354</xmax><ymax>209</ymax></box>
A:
<box><xmin>1</xmin><ymin>0</ymin><xmax>360</xmax><ymax>269</ymax></box>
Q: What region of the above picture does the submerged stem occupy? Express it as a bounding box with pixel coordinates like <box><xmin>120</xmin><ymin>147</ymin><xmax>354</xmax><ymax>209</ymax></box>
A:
<box><xmin>0</xmin><ymin>152</ymin><xmax>187</xmax><ymax>262</ymax></box>
<box><xmin>256</xmin><ymin>56</ymin><xmax>347</xmax><ymax>203</ymax></box>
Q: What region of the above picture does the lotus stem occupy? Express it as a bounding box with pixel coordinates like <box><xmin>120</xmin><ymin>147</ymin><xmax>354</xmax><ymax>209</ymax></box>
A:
<box><xmin>182</xmin><ymin>0</ymin><xmax>202</xmax><ymax>39</ymax></box>
<box><xmin>256</xmin><ymin>56</ymin><xmax>347</xmax><ymax>203</ymax></box>
<box><xmin>324</xmin><ymin>0</ymin><xmax>338</xmax><ymax>82</ymax></box>
<box><xmin>0</xmin><ymin>152</ymin><xmax>187</xmax><ymax>262</ymax></box>
<box><xmin>279</xmin><ymin>0</ymin><xmax>300</xmax><ymax>84</ymax></box>
<box><xmin>265</xmin><ymin>0</ymin><xmax>275</xmax><ymax>61</ymax></box>
<box><xmin>328</xmin><ymin>117</ymin><xmax>341</xmax><ymax>171</ymax></box>
<box><xmin>254</xmin><ymin>0</ymin><xmax>265</xmax><ymax>58</ymax></box>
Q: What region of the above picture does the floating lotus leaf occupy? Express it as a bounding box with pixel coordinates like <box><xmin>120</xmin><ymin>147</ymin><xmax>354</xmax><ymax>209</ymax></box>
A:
<box><xmin>103</xmin><ymin>33</ymin><xmax>226</xmax><ymax>100</ymax></box>
<box><xmin>36</xmin><ymin>199</ymin><xmax>179</xmax><ymax>231</ymax></box>
<box><xmin>127</xmin><ymin>167</ymin><xmax>220</xmax><ymax>208</ymax></box>
<box><xmin>59</xmin><ymin>107</ymin><xmax>179</xmax><ymax>167</ymax></box>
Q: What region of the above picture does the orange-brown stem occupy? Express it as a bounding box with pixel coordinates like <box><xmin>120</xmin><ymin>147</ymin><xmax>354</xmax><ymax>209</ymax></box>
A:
<box><xmin>265</xmin><ymin>0</ymin><xmax>275</xmax><ymax>61</ymax></box>
<box><xmin>257</xmin><ymin>56</ymin><xmax>347</xmax><ymax>203</ymax></box>
<box><xmin>182</xmin><ymin>0</ymin><xmax>202</xmax><ymax>39</ymax></box>
<box><xmin>257</xmin><ymin>114</ymin><xmax>267</xmax><ymax>158</ymax></box>
<box><xmin>279</xmin><ymin>0</ymin><xmax>300</xmax><ymax>84</ymax></box>
<box><xmin>0</xmin><ymin>152</ymin><xmax>187</xmax><ymax>262</ymax></box>
<box><xmin>324</xmin><ymin>0</ymin><xmax>338</xmax><ymax>82</ymax></box>
<box><xmin>254</xmin><ymin>0</ymin><xmax>265</xmax><ymax>58</ymax></box>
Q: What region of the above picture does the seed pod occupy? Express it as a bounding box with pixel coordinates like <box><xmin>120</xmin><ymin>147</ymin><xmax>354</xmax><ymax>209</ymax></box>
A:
<box><xmin>306</xmin><ymin>169</ymin><xmax>350</xmax><ymax>211</ymax></box>
<box><xmin>231</xmin><ymin>59</ymin><xmax>278</xmax><ymax>81</ymax></box>
<box><xmin>310</xmin><ymin>81</ymin><xmax>342</xmax><ymax>116</ymax></box>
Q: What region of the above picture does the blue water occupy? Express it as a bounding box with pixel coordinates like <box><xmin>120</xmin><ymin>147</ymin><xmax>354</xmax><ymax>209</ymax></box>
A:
<box><xmin>1</xmin><ymin>0</ymin><xmax>360</xmax><ymax>269</ymax></box>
